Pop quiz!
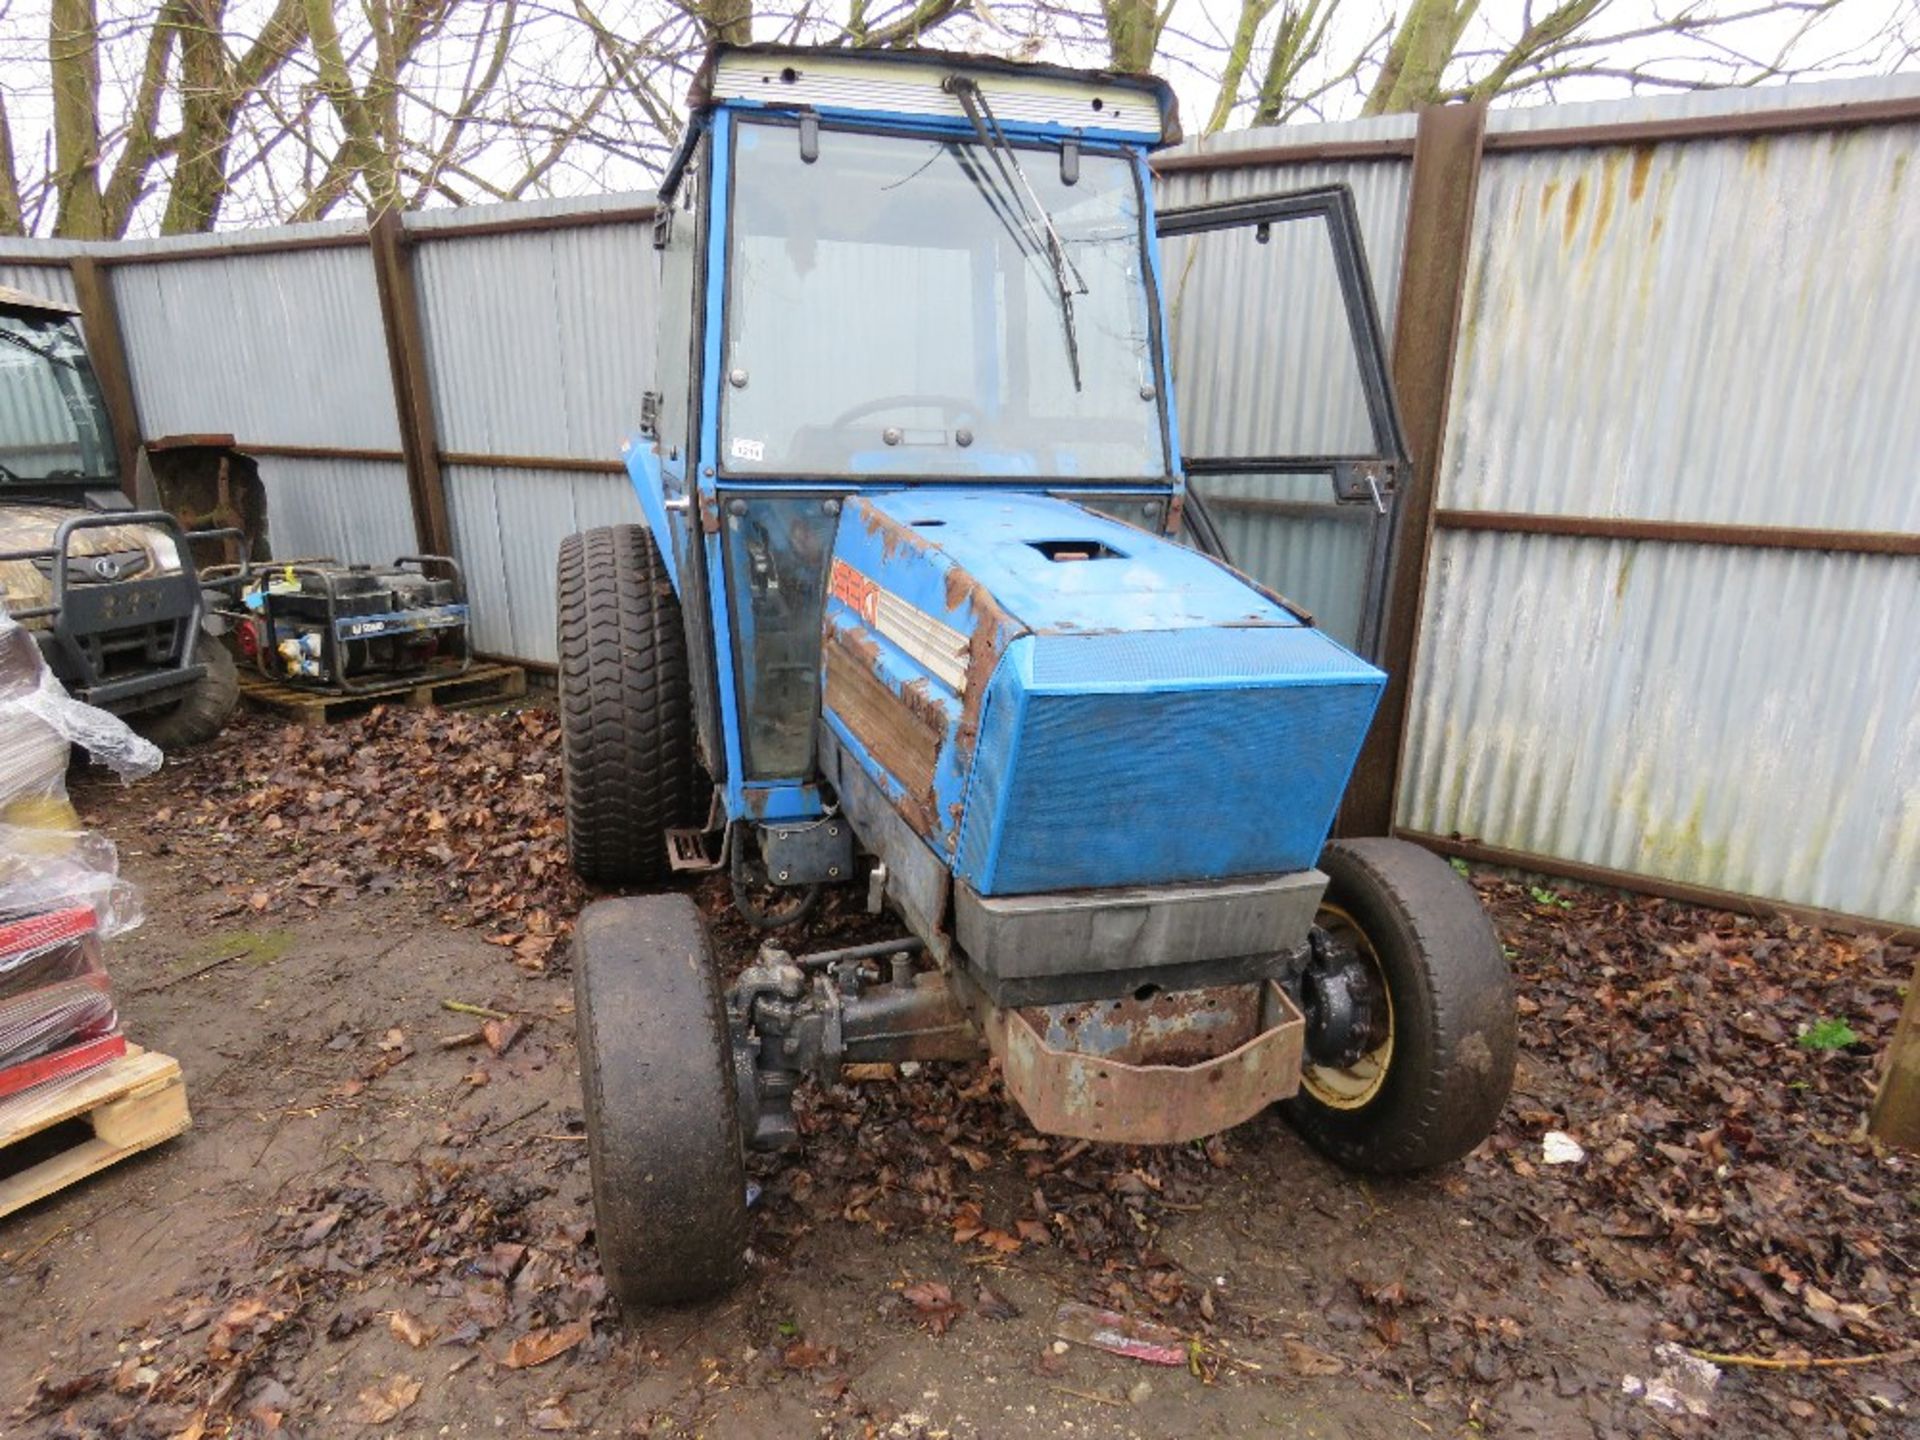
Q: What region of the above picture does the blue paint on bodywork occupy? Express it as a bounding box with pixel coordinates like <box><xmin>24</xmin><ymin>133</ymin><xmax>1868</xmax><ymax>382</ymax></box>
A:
<box><xmin>956</xmin><ymin>629</ymin><xmax>1381</xmax><ymax>893</ymax></box>
<box><xmin>824</xmin><ymin>490</ymin><xmax>1385</xmax><ymax>894</ymax></box>
<box><xmin>623</xmin><ymin>439</ymin><xmax>679</xmax><ymax>592</ymax></box>
<box><xmin>858</xmin><ymin>490</ymin><xmax>1287</xmax><ymax>633</ymax></box>
<box><xmin>656</xmin><ymin>86</ymin><xmax>1350</xmax><ymax>859</ymax></box>
<box><xmin>696</xmin><ymin>110</ymin><xmax>750</xmax><ymax>817</ymax></box>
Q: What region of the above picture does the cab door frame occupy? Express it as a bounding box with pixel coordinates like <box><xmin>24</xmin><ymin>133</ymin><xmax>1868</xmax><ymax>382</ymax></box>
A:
<box><xmin>1156</xmin><ymin>185</ymin><xmax>1409</xmax><ymax>660</ymax></box>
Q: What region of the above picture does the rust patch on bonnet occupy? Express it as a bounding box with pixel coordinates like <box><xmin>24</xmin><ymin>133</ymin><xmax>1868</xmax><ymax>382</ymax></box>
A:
<box><xmin>940</xmin><ymin>561</ymin><xmax>1024</xmax><ymax>769</ymax></box>
<box><xmin>823</xmin><ymin>625</ymin><xmax>946</xmax><ymax>839</ymax></box>
<box><xmin>898</xmin><ymin>676</ymin><xmax>951</xmax><ymax>733</ymax></box>
<box><xmin>860</xmin><ymin>501</ymin><xmax>937</xmax><ymax>562</ymax></box>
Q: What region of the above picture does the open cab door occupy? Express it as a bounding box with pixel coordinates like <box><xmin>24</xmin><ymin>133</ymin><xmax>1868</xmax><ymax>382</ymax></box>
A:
<box><xmin>1157</xmin><ymin>187</ymin><xmax>1408</xmax><ymax>660</ymax></box>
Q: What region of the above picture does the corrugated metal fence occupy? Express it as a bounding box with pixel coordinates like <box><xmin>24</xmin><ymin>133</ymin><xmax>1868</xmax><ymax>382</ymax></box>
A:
<box><xmin>1</xmin><ymin>75</ymin><xmax>1915</xmax><ymax>934</ymax></box>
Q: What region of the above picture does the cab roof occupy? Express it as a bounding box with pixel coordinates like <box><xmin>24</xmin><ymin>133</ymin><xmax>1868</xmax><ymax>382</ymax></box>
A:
<box><xmin>0</xmin><ymin>284</ymin><xmax>81</xmax><ymax>321</ymax></box>
<box><xmin>687</xmin><ymin>43</ymin><xmax>1181</xmax><ymax>149</ymax></box>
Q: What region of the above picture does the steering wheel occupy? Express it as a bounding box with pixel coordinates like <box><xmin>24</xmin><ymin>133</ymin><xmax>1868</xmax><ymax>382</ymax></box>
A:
<box><xmin>826</xmin><ymin>394</ymin><xmax>979</xmax><ymax>432</ymax></box>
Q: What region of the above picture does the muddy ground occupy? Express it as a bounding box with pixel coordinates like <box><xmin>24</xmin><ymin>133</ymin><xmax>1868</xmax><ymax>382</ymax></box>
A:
<box><xmin>0</xmin><ymin>705</ymin><xmax>1912</xmax><ymax>1439</ymax></box>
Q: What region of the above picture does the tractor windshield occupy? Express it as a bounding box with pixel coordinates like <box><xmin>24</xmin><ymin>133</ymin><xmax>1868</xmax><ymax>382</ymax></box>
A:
<box><xmin>722</xmin><ymin>121</ymin><xmax>1167</xmax><ymax>480</ymax></box>
<box><xmin>0</xmin><ymin>312</ymin><xmax>117</xmax><ymax>486</ymax></box>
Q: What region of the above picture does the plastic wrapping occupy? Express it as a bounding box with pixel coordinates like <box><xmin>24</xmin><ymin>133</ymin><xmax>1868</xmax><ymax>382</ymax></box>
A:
<box><xmin>0</xmin><ymin>611</ymin><xmax>159</xmax><ymax>1095</ymax></box>
<box><xmin>0</xmin><ymin>612</ymin><xmax>161</xmax><ymax>939</ymax></box>
<box><xmin>0</xmin><ymin>904</ymin><xmax>102</xmax><ymax>993</ymax></box>
<box><xmin>0</xmin><ymin>613</ymin><xmax>163</xmax><ymax>799</ymax></box>
<box><xmin>0</xmin><ymin>826</ymin><xmax>145</xmax><ymax>937</ymax></box>
<box><xmin>0</xmin><ymin>902</ymin><xmax>122</xmax><ymax>1097</ymax></box>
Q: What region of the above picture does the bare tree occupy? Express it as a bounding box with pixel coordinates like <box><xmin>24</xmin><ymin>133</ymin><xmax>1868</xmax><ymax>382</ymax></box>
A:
<box><xmin>1190</xmin><ymin>0</ymin><xmax>1901</xmax><ymax>129</ymax></box>
<box><xmin>0</xmin><ymin>0</ymin><xmax>1910</xmax><ymax>238</ymax></box>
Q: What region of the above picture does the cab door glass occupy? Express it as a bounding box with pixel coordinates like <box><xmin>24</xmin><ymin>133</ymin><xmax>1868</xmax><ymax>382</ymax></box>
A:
<box><xmin>1157</xmin><ymin>188</ymin><xmax>1407</xmax><ymax>659</ymax></box>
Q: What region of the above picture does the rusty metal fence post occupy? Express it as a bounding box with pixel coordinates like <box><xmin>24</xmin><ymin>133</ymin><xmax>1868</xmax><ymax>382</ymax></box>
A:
<box><xmin>66</xmin><ymin>256</ymin><xmax>145</xmax><ymax>500</ymax></box>
<box><xmin>369</xmin><ymin>211</ymin><xmax>455</xmax><ymax>557</ymax></box>
<box><xmin>1339</xmin><ymin>100</ymin><xmax>1487</xmax><ymax>838</ymax></box>
<box><xmin>1869</xmin><ymin>965</ymin><xmax>1920</xmax><ymax>1152</ymax></box>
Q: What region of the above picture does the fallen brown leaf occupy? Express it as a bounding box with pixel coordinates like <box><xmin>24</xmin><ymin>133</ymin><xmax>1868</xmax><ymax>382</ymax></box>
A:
<box><xmin>528</xmin><ymin>1398</ymin><xmax>577</xmax><ymax>1431</ymax></box>
<box><xmin>1282</xmin><ymin>1338</ymin><xmax>1345</xmax><ymax>1376</ymax></box>
<box><xmin>499</xmin><ymin>1318</ymin><xmax>590</xmax><ymax>1370</ymax></box>
<box><xmin>348</xmin><ymin>1373</ymin><xmax>422</xmax><ymax>1424</ymax></box>
<box><xmin>901</xmin><ymin>1281</ymin><xmax>964</xmax><ymax>1336</ymax></box>
<box><xmin>389</xmin><ymin>1310</ymin><xmax>435</xmax><ymax>1348</ymax></box>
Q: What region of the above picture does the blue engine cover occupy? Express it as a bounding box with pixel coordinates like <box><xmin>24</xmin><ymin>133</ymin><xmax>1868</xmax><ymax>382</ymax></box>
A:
<box><xmin>821</xmin><ymin>490</ymin><xmax>1384</xmax><ymax>896</ymax></box>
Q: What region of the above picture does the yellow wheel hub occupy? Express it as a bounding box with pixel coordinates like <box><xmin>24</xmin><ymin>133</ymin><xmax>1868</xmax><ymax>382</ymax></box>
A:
<box><xmin>1300</xmin><ymin>903</ymin><xmax>1395</xmax><ymax>1111</ymax></box>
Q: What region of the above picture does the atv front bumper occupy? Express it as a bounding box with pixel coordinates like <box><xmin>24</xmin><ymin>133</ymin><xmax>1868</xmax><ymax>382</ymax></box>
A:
<box><xmin>1</xmin><ymin>511</ymin><xmax>235</xmax><ymax>712</ymax></box>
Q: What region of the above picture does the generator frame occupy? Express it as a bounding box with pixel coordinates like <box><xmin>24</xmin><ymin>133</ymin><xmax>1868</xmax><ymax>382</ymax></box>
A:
<box><xmin>206</xmin><ymin>554</ymin><xmax>472</xmax><ymax>694</ymax></box>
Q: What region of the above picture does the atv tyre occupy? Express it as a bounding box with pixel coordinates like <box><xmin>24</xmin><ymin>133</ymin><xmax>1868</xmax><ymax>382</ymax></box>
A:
<box><xmin>136</xmin><ymin>638</ymin><xmax>239</xmax><ymax>752</ymax></box>
<box><xmin>575</xmin><ymin>893</ymin><xmax>748</xmax><ymax>1310</ymax></box>
<box><xmin>1283</xmin><ymin>838</ymin><xmax>1516</xmax><ymax>1173</ymax></box>
<box><xmin>557</xmin><ymin>526</ymin><xmax>697</xmax><ymax>886</ymax></box>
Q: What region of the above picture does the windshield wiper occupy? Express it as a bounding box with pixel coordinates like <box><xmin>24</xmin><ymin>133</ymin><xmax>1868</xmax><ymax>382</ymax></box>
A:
<box><xmin>942</xmin><ymin>75</ymin><xmax>1087</xmax><ymax>391</ymax></box>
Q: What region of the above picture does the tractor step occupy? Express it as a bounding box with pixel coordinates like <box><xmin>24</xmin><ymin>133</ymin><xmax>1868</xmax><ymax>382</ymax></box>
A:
<box><xmin>237</xmin><ymin>662</ymin><xmax>528</xmax><ymax>727</ymax></box>
<box><xmin>667</xmin><ymin>827</ymin><xmax>726</xmax><ymax>872</ymax></box>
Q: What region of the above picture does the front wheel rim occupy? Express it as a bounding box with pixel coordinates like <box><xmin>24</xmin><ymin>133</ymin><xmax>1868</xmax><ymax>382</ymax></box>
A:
<box><xmin>1300</xmin><ymin>903</ymin><xmax>1396</xmax><ymax>1111</ymax></box>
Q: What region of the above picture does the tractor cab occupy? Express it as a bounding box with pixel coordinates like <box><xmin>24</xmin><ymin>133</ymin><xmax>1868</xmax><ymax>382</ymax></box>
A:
<box><xmin>560</xmin><ymin>45</ymin><xmax>1513</xmax><ymax>1314</ymax></box>
<box><xmin>631</xmin><ymin>46</ymin><xmax>1408</xmax><ymax>833</ymax></box>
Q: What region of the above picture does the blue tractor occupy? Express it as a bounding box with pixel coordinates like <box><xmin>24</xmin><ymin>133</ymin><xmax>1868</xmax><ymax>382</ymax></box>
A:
<box><xmin>560</xmin><ymin>44</ymin><xmax>1516</xmax><ymax>1309</ymax></box>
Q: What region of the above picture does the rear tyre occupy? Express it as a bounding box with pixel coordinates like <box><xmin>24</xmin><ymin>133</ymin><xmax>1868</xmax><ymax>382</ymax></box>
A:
<box><xmin>574</xmin><ymin>894</ymin><xmax>748</xmax><ymax>1310</ymax></box>
<box><xmin>135</xmin><ymin>637</ymin><xmax>238</xmax><ymax>752</ymax></box>
<box><xmin>1282</xmin><ymin>838</ymin><xmax>1515</xmax><ymax>1173</ymax></box>
<box><xmin>557</xmin><ymin>526</ymin><xmax>697</xmax><ymax>885</ymax></box>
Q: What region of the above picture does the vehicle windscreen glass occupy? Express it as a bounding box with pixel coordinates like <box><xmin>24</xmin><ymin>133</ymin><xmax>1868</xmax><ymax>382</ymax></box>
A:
<box><xmin>722</xmin><ymin>122</ymin><xmax>1165</xmax><ymax>479</ymax></box>
<box><xmin>0</xmin><ymin>314</ymin><xmax>116</xmax><ymax>485</ymax></box>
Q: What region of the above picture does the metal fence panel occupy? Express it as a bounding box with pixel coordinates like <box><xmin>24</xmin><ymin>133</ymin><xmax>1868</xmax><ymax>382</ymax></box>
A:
<box><xmin>1483</xmin><ymin>72</ymin><xmax>1920</xmax><ymax>135</ymax></box>
<box><xmin>254</xmin><ymin>456</ymin><xmax>416</xmax><ymax>565</ymax></box>
<box><xmin>1400</xmin><ymin>529</ymin><xmax>1920</xmax><ymax>925</ymax></box>
<box><xmin>0</xmin><ymin>263</ymin><xmax>78</xmax><ymax>308</ymax></box>
<box><xmin>1445</xmin><ymin>119</ymin><xmax>1920</xmax><ymax>532</ymax></box>
<box><xmin>1403</xmin><ymin>80</ymin><xmax>1920</xmax><ymax>927</ymax></box>
<box><xmin>111</xmin><ymin>248</ymin><xmax>401</xmax><ymax>449</ymax></box>
<box><xmin>446</xmin><ymin>463</ymin><xmax>639</xmax><ymax>661</ymax></box>
<box><xmin>414</xmin><ymin>220</ymin><xmax>657</xmax><ymax>458</ymax></box>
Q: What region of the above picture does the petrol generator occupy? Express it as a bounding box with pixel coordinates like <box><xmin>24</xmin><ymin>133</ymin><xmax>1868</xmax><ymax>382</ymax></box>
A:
<box><xmin>218</xmin><ymin>556</ymin><xmax>470</xmax><ymax>694</ymax></box>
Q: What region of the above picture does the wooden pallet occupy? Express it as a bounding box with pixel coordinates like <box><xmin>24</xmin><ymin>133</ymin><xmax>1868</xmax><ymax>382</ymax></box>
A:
<box><xmin>238</xmin><ymin>662</ymin><xmax>528</xmax><ymax>726</ymax></box>
<box><xmin>0</xmin><ymin>1046</ymin><xmax>190</xmax><ymax>1220</ymax></box>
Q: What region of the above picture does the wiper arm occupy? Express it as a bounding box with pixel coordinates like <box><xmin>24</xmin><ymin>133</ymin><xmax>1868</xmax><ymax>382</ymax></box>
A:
<box><xmin>950</xmin><ymin>145</ymin><xmax>1046</xmax><ymax>271</ymax></box>
<box><xmin>943</xmin><ymin>75</ymin><xmax>1087</xmax><ymax>392</ymax></box>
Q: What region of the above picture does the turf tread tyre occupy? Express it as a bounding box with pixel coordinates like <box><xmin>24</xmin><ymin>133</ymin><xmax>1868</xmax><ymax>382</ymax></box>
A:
<box><xmin>136</xmin><ymin>638</ymin><xmax>239</xmax><ymax>752</ymax></box>
<box><xmin>574</xmin><ymin>894</ymin><xmax>748</xmax><ymax>1309</ymax></box>
<box><xmin>557</xmin><ymin>526</ymin><xmax>696</xmax><ymax>885</ymax></box>
<box><xmin>1283</xmin><ymin>837</ymin><xmax>1516</xmax><ymax>1174</ymax></box>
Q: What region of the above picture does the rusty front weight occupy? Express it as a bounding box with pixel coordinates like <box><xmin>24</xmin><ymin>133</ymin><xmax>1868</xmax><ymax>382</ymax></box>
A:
<box><xmin>988</xmin><ymin>981</ymin><xmax>1307</xmax><ymax>1145</ymax></box>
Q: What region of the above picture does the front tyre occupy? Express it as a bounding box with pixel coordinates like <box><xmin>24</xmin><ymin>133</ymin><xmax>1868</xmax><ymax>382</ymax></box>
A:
<box><xmin>1283</xmin><ymin>838</ymin><xmax>1516</xmax><ymax>1174</ymax></box>
<box><xmin>574</xmin><ymin>894</ymin><xmax>748</xmax><ymax>1310</ymax></box>
<box><xmin>557</xmin><ymin>526</ymin><xmax>697</xmax><ymax>885</ymax></box>
<box><xmin>135</xmin><ymin>637</ymin><xmax>239</xmax><ymax>752</ymax></box>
